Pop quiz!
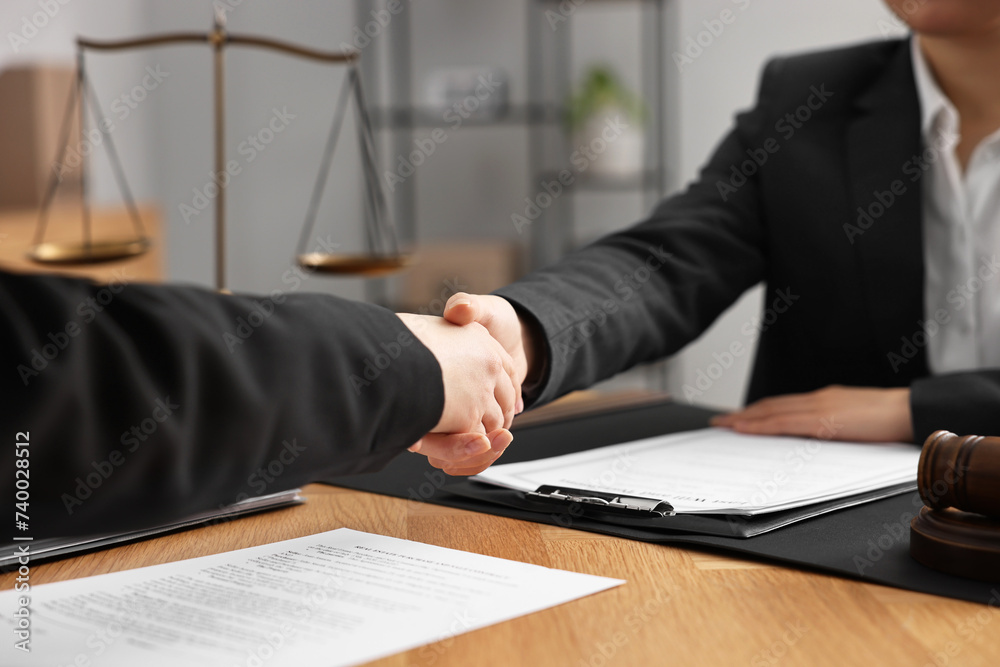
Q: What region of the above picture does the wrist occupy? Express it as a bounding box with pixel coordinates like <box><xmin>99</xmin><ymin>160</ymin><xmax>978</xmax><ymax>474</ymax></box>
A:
<box><xmin>518</xmin><ymin>311</ymin><xmax>546</xmax><ymax>387</ymax></box>
<box><xmin>894</xmin><ymin>387</ymin><xmax>914</xmax><ymax>443</ymax></box>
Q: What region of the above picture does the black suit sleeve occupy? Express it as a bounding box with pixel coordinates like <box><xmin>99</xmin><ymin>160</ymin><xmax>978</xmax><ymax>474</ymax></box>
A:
<box><xmin>0</xmin><ymin>269</ymin><xmax>444</xmax><ymax>539</ymax></box>
<box><xmin>495</xmin><ymin>64</ymin><xmax>777</xmax><ymax>407</ymax></box>
<box><xmin>910</xmin><ymin>372</ymin><xmax>1000</xmax><ymax>442</ymax></box>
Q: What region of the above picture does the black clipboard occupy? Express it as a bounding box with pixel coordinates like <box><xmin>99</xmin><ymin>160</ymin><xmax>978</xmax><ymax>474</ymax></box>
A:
<box><xmin>445</xmin><ymin>479</ymin><xmax>917</xmax><ymax>538</ymax></box>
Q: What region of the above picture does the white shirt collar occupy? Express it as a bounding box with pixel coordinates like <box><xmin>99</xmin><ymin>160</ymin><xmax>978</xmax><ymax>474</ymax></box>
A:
<box><xmin>910</xmin><ymin>36</ymin><xmax>959</xmax><ymax>142</ymax></box>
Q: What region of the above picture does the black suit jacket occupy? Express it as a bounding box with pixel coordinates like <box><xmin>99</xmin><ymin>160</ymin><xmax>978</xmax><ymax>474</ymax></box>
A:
<box><xmin>0</xmin><ymin>270</ymin><xmax>443</xmax><ymax>538</ymax></box>
<box><xmin>496</xmin><ymin>38</ymin><xmax>1000</xmax><ymax>442</ymax></box>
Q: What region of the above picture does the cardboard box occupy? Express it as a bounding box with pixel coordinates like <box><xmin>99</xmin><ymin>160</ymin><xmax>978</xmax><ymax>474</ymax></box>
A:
<box><xmin>0</xmin><ymin>64</ymin><xmax>80</xmax><ymax>209</ymax></box>
<box><xmin>397</xmin><ymin>240</ymin><xmax>523</xmax><ymax>314</ymax></box>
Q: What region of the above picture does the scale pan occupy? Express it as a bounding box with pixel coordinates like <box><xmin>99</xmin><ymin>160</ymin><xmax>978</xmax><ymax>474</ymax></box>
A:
<box><xmin>296</xmin><ymin>253</ymin><xmax>411</xmax><ymax>277</ymax></box>
<box><xmin>29</xmin><ymin>238</ymin><xmax>151</xmax><ymax>265</ymax></box>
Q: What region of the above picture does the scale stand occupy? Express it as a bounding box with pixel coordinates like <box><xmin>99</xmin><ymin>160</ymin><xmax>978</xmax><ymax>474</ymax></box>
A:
<box><xmin>33</xmin><ymin>11</ymin><xmax>408</xmax><ymax>291</ymax></box>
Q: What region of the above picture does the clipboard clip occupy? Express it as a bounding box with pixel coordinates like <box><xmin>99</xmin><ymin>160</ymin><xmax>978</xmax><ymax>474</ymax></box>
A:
<box><xmin>527</xmin><ymin>485</ymin><xmax>675</xmax><ymax>517</ymax></box>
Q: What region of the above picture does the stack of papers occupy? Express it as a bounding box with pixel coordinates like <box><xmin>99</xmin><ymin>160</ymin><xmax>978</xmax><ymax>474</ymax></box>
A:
<box><xmin>474</xmin><ymin>428</ymin><xmax>920</xmax><ymax>516</ymax></box>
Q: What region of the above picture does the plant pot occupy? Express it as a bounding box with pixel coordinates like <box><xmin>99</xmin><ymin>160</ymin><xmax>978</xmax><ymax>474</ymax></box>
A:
<box><xmin>577</xmin><ymin>112</ymin><xmax>645</xmax><ymax>178</ymax></box>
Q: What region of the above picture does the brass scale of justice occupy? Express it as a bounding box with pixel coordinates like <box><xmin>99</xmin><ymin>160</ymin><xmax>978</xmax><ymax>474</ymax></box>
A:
<box><xmin>32</xmin><ymin>12</ymin><xmax>409</xmax><ymax>291</ymax></box>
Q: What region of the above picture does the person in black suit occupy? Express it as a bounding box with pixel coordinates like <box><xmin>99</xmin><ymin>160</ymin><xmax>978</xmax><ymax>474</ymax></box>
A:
<box><xmin>442</xmin><ymin>0</ymin><xmax>1000</xmax><ymax>445</ymax></box>
<box><xmin>0</xmin><ymin>269</ymin><xmax>518</xmax><ymax>538</ymax></box>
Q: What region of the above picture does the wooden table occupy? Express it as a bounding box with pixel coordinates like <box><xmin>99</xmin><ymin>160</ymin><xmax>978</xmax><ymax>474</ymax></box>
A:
<box><xmin>0</xmin><ymin>204</ymin><xmax>162</xmax><ymax>283</ymax></box>
<box><xmin>4</xmin><ymin>483</ymin><xmax>998</xmax><ymax>666</ymax></box>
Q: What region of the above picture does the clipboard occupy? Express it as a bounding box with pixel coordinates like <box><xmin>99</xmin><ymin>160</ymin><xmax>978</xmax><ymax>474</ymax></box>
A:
<box><xmin>445</xmin><ymin>479</ymin><xmax>917</xmax><ymax>538</ymax></box>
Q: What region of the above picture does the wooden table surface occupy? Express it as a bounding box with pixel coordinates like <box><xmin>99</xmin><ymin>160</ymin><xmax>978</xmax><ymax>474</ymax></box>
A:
<box><xmin>4</xmin><ymin>483</ymin><xmax>998</xmax><ymax>667</ymax></box>
<box><xmin>0</xmin><ymin>204</ymin><xmax>162</xmax><ymax>283</ymax></box>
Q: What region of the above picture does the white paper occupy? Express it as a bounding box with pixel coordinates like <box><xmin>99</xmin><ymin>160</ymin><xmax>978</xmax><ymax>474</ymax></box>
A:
<box><xmin>0</xmin><ymin>528</ymin><xmax>622</xmax><ymax>666</ymax></box>
<box><xmin>475</xmin><ymin>427</ymin><xmax>920</xmax><ymax>515</ymax></box>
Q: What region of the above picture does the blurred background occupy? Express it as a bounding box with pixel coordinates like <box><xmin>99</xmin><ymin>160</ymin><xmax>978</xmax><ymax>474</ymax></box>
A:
<box><xmin>0</xmin><ymin>0</ymin><xmax>906</xmax><ymax>409</ymax></box>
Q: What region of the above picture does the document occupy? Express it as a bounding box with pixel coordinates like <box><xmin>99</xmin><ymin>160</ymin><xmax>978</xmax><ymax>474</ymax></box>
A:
<box><xmin>474</xmin><ymin>428</ymin><xmax>920</xmax><ymax>515</ymax></box>
<box><xmin>0</xmin><ymin>528</ymin><xmax>622</xmax><ymax>666</ymax></box>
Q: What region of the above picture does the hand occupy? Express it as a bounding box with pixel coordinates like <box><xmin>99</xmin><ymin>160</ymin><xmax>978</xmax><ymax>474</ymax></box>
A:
<box><xmin>397</xmin><ymin>312</ymin><xmax>518</xmax><ymax>474</ymax></box>
<box><xmin>710</xmin><ymin>385</ymin><xmax>914</xmax><ymax>443</ymax></box>
<box><xmin>398</xmin><ymin>312</ymin><xmax>519</xmax><ymax>432</ymax></box>
<box><xmin>443</xmin><ymin>292</ymin><xmax>543</xmax><ymax>413</ymax></box>
<box><xmin>409</xmin><ymin>428</ymin><xmax>514</xmax><ymax>476</ymax></box>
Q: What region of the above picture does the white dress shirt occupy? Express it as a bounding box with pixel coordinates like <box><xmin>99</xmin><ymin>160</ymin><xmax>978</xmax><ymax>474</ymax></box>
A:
<box><xmin>911</xmin><ymin>38</ymin><xmax>1000</xmax><ymax>374</ymax></box>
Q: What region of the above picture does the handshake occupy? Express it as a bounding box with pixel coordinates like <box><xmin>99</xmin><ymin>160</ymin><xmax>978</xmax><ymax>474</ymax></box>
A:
<box><xmin>396</xmin><ymin>293</ymin><xmax>541</xmax><ymax>477</ymax></box>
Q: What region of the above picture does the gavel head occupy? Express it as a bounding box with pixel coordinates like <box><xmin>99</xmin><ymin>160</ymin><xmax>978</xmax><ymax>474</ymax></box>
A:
<box><xmin>911</xmin><ymin>430</ymin><xmax>1000</xmax><ymax>582</ymax></box>
<box><xmin>918</xmin><ymin>430</ymin><xmax>1000</xmax><ymax>520</ymax></box>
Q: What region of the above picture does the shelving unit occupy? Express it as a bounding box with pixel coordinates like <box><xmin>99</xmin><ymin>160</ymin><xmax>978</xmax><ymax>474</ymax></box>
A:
<box><xmin>353</xmin><ymin>0</ymin><xmax>676</xmax><ymax>391</ymax></box>
<box><xmin>526</xmin><ymin>0</ymin><xmax>670</xmax><ymax>269</ymax></box>
<box><xmin>356</xmin><ymin>0</ymin><xmax>671</xmax><ymax>272</ymax></box>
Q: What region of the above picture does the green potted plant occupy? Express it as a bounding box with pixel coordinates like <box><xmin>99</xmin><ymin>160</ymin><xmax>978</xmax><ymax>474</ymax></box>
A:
<box><xmin>566</xmin><ymin>65</ymin><xmax>647</xmax><ymax>177</ymax></box>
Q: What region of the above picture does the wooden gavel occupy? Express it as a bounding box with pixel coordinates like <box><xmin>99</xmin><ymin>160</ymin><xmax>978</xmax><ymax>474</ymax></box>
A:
<box><xmin>911</xmin><ymin>430</ymin><xmax>1000</xmax><ymax>582</ymax></box>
